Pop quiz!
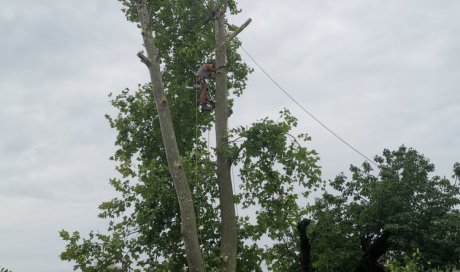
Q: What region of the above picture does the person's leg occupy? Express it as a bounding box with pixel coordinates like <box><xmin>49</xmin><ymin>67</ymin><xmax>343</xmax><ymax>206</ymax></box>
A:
<box><xmin>199</xmin><ymin>86</ymin><xmax>212</xmax><ymax>111</ymax></box>
<box><xmin>200</xmin><ymin>87</ymin><xmax>207</xmax><ymax>104</ymax></box>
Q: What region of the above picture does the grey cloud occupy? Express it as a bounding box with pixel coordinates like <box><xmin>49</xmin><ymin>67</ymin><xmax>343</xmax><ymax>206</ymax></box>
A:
<box><xmin>234</xmin><ymin>0</ymin><xmax>460</xmax><ymax>178</ymax></box>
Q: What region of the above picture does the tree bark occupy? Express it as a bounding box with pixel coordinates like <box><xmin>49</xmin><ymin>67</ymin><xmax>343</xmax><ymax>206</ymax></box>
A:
<box><xmin>214</xmin><ymin>9</ymin><xmax>237</xmax><ymax>272</ymax></box>
<box><xmin>213</xmin><ymin>6</ymin><xmax>251</xmax><ymax>272</ymax></box>
<box><xmin>133</xmin><ymin>1</ymin><xmax>205</xmax><ymax>271</ymax></box>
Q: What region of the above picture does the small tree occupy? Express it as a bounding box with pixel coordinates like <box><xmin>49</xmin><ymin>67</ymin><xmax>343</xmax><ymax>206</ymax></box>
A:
<box><xmin>308</xmin><ymin>146</ymin><xmax>460</xmax><ymax>271</ymax></box>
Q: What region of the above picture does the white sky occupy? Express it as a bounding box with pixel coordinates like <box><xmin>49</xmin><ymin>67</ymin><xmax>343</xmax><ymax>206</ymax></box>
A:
<box><xmin>1</xmin><ymin>0</ymin><xmax>459</xmax><ymax>271</ymax></box>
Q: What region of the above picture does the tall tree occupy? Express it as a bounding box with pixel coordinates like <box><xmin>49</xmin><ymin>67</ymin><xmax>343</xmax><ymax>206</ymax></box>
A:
<box><xmin>128</xmin><ymin>1</ymin><xmax>252</xmax><ymax>270</ymax></box>
<box><xmin>60</xmin><ymin>1</ymin><xmax>323</xmax><ymax>271</ymax></box>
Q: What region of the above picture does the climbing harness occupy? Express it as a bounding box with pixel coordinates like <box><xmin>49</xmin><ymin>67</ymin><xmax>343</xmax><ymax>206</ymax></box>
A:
<box><xmin>186</xmin><ymin>73</ymin><xmax>215</xmax><ymax>113</ymax></box>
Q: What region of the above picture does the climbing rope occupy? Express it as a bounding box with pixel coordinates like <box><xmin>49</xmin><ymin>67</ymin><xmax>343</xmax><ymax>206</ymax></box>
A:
<box><xmin>240</xmin><ymin>46</ymin><xmax>378</xmax><ymax>168</ymax></box>
<box><xmin>230</xmin><ymin>165</ymin><xmax>246</xmax><ymax>271</ymax></box>
<box><xmin>193</xmin><ymin>80</ymin><xmax>208</xmax><ymax>271</ymax></box>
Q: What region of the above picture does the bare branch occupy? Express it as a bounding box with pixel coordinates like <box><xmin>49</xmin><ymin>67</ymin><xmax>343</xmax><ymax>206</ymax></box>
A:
<box><xmin>137</xmin><ymin>51</ymin><xmax>151</xmax><ymax>67</ymax></box>
<box><xmin>226</xmin><ymin>18</ymin><xmax>252</xmax><ymax>44</ymax></box>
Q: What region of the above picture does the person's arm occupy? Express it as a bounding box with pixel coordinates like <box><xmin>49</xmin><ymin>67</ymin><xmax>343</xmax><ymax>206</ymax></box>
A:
<box><xmin>203</xmin><ymin>63</ymin><xmax>216</xmax><ymax>79</ymax></box>
<box><xmin>203</xmin><ymin>63</ymin><xmax>215</xmax><ymax>72</ymax></box>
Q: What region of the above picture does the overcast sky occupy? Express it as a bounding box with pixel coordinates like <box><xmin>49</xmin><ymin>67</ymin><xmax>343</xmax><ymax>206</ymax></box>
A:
<box><xmin>1</xmin><ymin>0</ymin><xmax>459</xmax><ymax>271</ymax></box>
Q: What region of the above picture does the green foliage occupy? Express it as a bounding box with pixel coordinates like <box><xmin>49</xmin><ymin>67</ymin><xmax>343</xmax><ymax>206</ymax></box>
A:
<box><xmin>60</xmin><ymin>97</ymin><xmax>322</xmax><ymax>271</ymax></box>
<box><xmin>59</xmin><ymin>230</ymin><xmax>132</xmax><ymax>271</ymax></box>
<box><xmin>229</xmin><ymin>109</ymin><xmax>322</xmax><ymax>270</ymax></box>
<box><xmin>308</xmin><ymin>146</ymin><xmax>460</xmax><ymax>271</ymax></box>
<box><xmin>61</xmin><ymin>82</ymin><xmax>221</xmax><ymax>270</ymax></box>
<box><xmin>386</xmin><ymin>249</ymin><xmax>449</xmax><ymax>272</ymax></box>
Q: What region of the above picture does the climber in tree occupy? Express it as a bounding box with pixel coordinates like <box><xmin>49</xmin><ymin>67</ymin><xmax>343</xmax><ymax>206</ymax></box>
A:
<box><xmin>195</xmin><ymin>60</ymin><xmax>216</xmax><ymax>111</ymax></box>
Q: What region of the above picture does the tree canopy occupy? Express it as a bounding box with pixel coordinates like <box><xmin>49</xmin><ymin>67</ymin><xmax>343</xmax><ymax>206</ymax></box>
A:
<box><xmin>60</xmin><ymin>85</ymin><xmax>323</xmax><ymax>271</ymax></box>
<box><xmin>308</xmin><ymin>146</ymin><xmax>460</xmax><ymax>271</ymax></box>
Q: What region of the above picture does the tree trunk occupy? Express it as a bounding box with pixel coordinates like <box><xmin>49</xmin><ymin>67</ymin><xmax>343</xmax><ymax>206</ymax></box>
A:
<box><xmin>297</xmin><ymin>219</ymin><xmax>313</xmax><ymax>272</ymax></box>
<box><xmin>354</xmin><ymin>231</ymin><xmax>390</xmax><ymax>272</ymax></box>
<box><xmin>133</xmin><ymin>1</ymin><xmax>205</xmax><ymax>271</ymax></box>
<box><xmin>212</xmin><ymin>5</ymin><xmax>251</xmax><ymax>271</ymax></box>
<box><xmin>214</xmin><ymin>9</ymin><xmax>238</xmax><ymax>272</ymax></box>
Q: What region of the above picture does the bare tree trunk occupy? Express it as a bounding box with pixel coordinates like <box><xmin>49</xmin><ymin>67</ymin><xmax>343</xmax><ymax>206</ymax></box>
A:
<box><xmin>213</xmin><ymin>5</ymin><xmax>251</xmax><ymax>272</ymax></box>
<box><xmin>214</xmin><ymin>9</ymin><xmax>237</xmax><ymax>272</ymax></box>
<box><xmin>297</xmin><ymin>219</ymin><xmax>313</xmax><ymax>272</ymax></box>
<box><xmin>132</xmin><ymin>1</ymin><xmax>205</xmax><ymax>271</ymax></box>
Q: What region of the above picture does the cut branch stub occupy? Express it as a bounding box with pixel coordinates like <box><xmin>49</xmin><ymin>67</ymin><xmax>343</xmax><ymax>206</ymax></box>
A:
<box><xmin>137</xmin><ymin>51</ymin><xmax>152</xmax><ymax>67</ymax></box>
<box><xmin>226</xmin><ymin>18</ymin><xmax>252</xmax><ymax>45</ymax></box>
